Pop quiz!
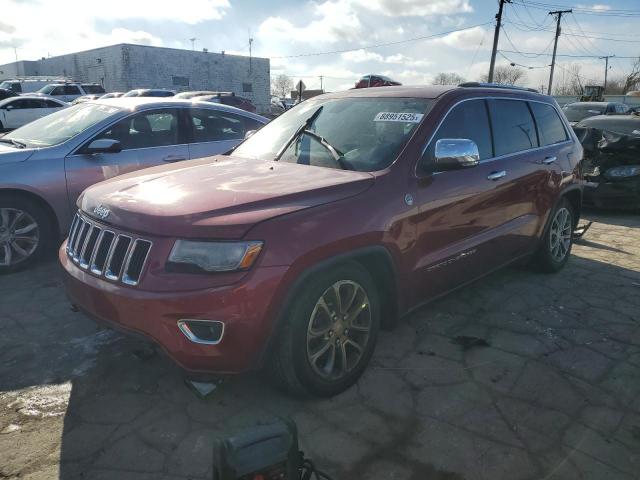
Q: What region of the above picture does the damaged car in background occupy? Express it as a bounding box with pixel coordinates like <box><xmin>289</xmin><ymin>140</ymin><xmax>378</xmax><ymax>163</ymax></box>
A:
<box><xmin>573</xmin><ymin>113</ymin><xmax>640</xmax><ymax>210</ymax></box>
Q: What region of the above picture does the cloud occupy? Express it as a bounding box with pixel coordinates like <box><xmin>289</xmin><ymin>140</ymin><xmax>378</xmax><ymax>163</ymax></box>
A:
<box><xmin>258</xmin><ymin>1</ymin><xmax>363</xmax><ymax>45</ymax></box>
<box><xmin>109</xmin><ymin>28</ymin><xmax>163</xmax><ymax>47</ymax></box>
<box><xmin>355</xmin><ymin>0</ymin><xmax>473</xmax><ymax>16</ymax></box>
<box><xmin>0</xmin><ymin>21</ymin><xmax>15</xmax><ymax>34</ymax></box>
<box><xmin>431</xmin><ymin>26</ymin><xmax>488</xmax><ymax>50</ymax></box>
<box><xmin>576</xmin><ymin>4</ymin><xmax>611</xmax><ymax>11</ymax></box>
<box><xmin>341</xmin><ymin>50</ymin><xmax>384</xmax><ymax>62</ymax></box>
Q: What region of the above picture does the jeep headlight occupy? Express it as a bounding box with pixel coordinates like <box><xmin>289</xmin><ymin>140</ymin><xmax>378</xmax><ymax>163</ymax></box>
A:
<box><xmin>168</xmin><ymin>240</ymin><xmax>263</xmax><ymax>272</ymax></box>
<box><xmin>604</xmin><ymin>165</ymin><xmax>640</xmax><ymax>179</ymax></box>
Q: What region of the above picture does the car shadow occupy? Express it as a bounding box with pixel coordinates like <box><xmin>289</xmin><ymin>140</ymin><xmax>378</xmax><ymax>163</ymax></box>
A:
<box><xmin>1</xmin><ymin>242</ymin><xmax>640</xmax><ymax>479</ymax></box>
<box><xmin>583</xmin><ymin>207</ymin><xmax>640</xmax><ymax>228</ymax></box>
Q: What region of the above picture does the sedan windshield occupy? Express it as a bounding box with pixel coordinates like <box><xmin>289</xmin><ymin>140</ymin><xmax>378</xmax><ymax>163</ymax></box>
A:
<box><xmin>563</xmin><ymin>104</ymin><xmax>605</xmax><ymax>122</ymax></box>
<box><xmin>4</xmin><ymin>103</ymin><xmax>122</xmax><ymax>148</ymax></box>
<box><xmin>234</xmin><ymin>97</ymin><xmax>433</xmax><ymax>172</ymax></box>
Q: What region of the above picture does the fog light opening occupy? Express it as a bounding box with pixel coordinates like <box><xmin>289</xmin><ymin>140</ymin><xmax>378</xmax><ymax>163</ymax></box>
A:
<box><xmin>178</xmin><ymin>319</ymin><xmax>225</xmax><ymax>345</ymax></box>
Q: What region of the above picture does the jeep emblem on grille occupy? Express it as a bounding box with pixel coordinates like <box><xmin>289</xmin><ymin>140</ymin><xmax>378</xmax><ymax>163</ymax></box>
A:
<box><xmin>93</xmin><ymin>205</ymin><xmax>110</xmax><ymax>220</ymax></box>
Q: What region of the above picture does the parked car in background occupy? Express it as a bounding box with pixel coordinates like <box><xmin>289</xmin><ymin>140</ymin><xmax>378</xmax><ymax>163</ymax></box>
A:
<box><xmin>72</xmin><ymin>94</ymin><xmax>103</xmax><ymax>105</ymax></box>
<box><xmin>0</xmin><ymin>95</ymin><xmax>67</xmax><ymax>131</ymax></box>
<box><xmin>354</xmin><ymin>74</ymin><xmax>402</xmax><ymax>89</ymax></box>
<box><xmin>174</xmin><ymin>91</ymin><xmax>218</xmax><ymax>99</ymax></box>
<box><xmin>100</xmin><ymin>92</ymin><xmax>125</xmax><ymax>99</ymax></box>
<box><xmin>0</xmin><ymin>88</ymin><xmax>18</xmax><ymax>101</ymax></box>
<box><xmin>192</xmin><ymin>92</ymin><xmax>257</xmax><ymax>113</ymax></box>
<box><xmin>0</xmin><ymin>77</ymin><xmax>72</xmax><ymax>94</ymax></box>
<box><xmin>123</xmin><ymin>89</ymin><xmax>175</xmax><ymax>98</ymax></box>
<box><xmin>574</xmin><ymin>114</ymin><xmax>640</xmax><ymax>209</ymax></box>
<box><xmin>60</xmin><ymin>84</ymin><xmax>583</xmax><ymax>397</ymax></box>
<box><xmin>562</xmin><ymin>101</ymin><xmax>630</xmax><ymax>126</ymax></box>
<box><xmin>0</xmin><ymin>97</ymin><xmax>268</xmax><ymax>272</ymax></box>
<box><xmin>35</xmin><ymin>83</ymin><xmax>106</xmax><ymax>102</ymax></box>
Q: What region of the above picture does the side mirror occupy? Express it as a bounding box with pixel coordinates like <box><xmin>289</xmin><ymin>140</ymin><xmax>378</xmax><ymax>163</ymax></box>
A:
<box><xmin>433</xmin><ymin>138</ymin><xmax>480</xmax><ymax>171</ymax></box>
<box><xmin>85</xmin><ymin>138</ymin><xmax>122</xmax><ymax>154</ymax></box>
<box><xmin>5</xmin><ymin>105</ymin><xmax>14</xmax><ymax>110</ymax></box>
<box><xmin>244</xmin><ymin>130</ymin><xmax>256</xmax><ymax>140</ymax></box>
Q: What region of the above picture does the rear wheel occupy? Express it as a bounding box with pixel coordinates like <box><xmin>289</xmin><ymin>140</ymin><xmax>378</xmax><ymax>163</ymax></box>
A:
<box><xmin>269</xmin><ymin>262</ymin><xmax>380</xmax><ymax>397</ymax></box>
<box><xmin>0</xmin><ymin>195</ymin><xmax>53</xmax><ymax>273</ymax></box>
<box><xmin>534</xmin><ymin>198</ymin><xmax>574</xmax><ymax>273</ymax></box>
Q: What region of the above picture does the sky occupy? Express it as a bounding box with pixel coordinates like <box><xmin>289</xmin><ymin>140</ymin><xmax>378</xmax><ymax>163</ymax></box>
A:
<box><xmin>1</xmin><ymin>0</ymin><xmax>640</xmax><ymax>93</ymax></box>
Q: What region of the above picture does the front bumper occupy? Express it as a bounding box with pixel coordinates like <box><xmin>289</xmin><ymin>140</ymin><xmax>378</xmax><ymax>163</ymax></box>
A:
<box><xmin>583</xmin><ymin>176</ymin><xmax>640</xmax><ymax>210</ymax></box>
<box><xmin>60</xmin><ymin>243</ymin><xmax>288</xmax><ymax>374</ymax></box>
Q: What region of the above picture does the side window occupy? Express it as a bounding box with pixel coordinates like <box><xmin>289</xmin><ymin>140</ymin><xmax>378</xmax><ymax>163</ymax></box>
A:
<box><xmin>488</xmin><ymin>100</ymin><xmax>538</xmax><ymax>156</ymax></box>
<box><xmin>8</xmin><ymin>99</ymin><xmax>31</xmax><ymax>109</ymax></box>
<box><xmin>51</xmin><ymin>86</ymin><xmax>65</xmax><ymax>95</ymax></box>
<box><xmin>244</xmin><ymin>118</ymin><xmax>264</xmax><ymax>132</ymax></box>
<box><xmin>90</xmin><ymin>109</ymin><xmax>180</xmax><ymax>150</ymax></box>
<box><xmin>189</xmin><ymin>108</ymin><xmax>247</xmax><ymax>142</ymax></box>
<box><xmin>420</xmin><ymin>99</ymin><xmax>493</xmax><ymax>171</ymax></box>
<box><xmin>529</xmin><ymin>102</ymin><xmax>568</xmax><ymax>146</ymax></box>
<box><xmin>45</xmin><ymin>100</ymin><xmax>63</xmax><ymax>108</ymax></box>
<box><xmin>64</xmin><ymin>85</ymin><xmax>81</xmax><ymax>95</ymax></box>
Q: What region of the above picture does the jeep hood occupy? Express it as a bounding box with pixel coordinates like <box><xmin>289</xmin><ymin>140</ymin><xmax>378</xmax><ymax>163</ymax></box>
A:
<box><xmin>0</xmin><ymin>144</ymin><xmax>36</xmax><ymax>164</ymax></box>
<box><xmin>79</xmin><ymin>155</ymin><xmax>374</xmax><ymax>238</ymax></box>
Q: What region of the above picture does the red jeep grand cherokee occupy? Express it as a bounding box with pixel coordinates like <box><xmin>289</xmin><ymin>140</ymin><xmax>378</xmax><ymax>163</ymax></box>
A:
<box><xmin>61</xmin><ymin>84</ymin><xmax>583</xmax><ymax>396</ymax></box>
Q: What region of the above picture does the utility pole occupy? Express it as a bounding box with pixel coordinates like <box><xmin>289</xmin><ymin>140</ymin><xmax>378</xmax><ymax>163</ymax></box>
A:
<box><xmin>248</xmin><ymin>31</ymin><xmax>254</xmax><ymax>73</ymax></box>
<box><xmin>319</xmin><ymin>75</ymin><xmax>324</xmax><ymax>91</ymax></box>
<box><xmin>547</xmin><ymin>9</ymin><xmax>572</xmax><ymax>95</ymax></box>
<box><xmin>600</xmin><ymin>55</ymin><xmax>614</xmax><ymax>92</ymax></box>
<box><xmin>189</xmin><ymin>38</ymin><xmax>197</xmax><ymax>51</ymax></box>
<box><xmin>488</xmin><ymin>0</ymin><xmax>511</xmax><ymax>83</ymax></box>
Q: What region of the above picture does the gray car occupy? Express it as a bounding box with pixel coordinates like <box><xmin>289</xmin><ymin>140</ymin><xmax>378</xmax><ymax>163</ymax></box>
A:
<box><xmin>0</xmin><ymin>97</ymin><xmax>268</xmax><ymax>272</ymax></box>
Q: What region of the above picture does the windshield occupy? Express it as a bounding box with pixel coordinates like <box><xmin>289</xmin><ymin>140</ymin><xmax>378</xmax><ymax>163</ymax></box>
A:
<box><xmin>4</xmin><ymin>103</ymin><xmax>122</xmax><ymax>148</ymax></box>
<box><xmin>0</xmin><ymin>81</ymin><xmax>14</xmax><ymax>90</ymax></box>
<box><xmin>234</xmin><ymin>97</ymin><xmax>433</xmax><ymax>172</ymax></box>
<box><xmin>38</xmin><ymin>85</ymin><xmax>56</xmax><ymax>94</ymax></box>
<box><xmin>563</xmin><ymin>104</ymin><xmax>605</xmax><ymax>122</ymax></box>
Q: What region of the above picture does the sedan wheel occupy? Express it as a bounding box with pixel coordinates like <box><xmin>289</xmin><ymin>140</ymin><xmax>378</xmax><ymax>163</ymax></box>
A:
<box><xmin>306</xmin><ymin>280</ymin><xmax>372</xmax><ymax>381</ymax></box>
<box><xmin>0</xmin><ymin>208</ymin><xmax>40</xmax><ymax>268</ymax></box>
<box><xmin>548</xmin><ymin>207</ymin><xmax>572</xmax><ymax>262</ymax></box>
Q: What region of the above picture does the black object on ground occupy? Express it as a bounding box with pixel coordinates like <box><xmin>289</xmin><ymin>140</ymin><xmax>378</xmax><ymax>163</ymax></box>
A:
<box><xmin>451</xmin><ymin>336</ymin><xmax>490</xmax><ymax>351</ymax></box>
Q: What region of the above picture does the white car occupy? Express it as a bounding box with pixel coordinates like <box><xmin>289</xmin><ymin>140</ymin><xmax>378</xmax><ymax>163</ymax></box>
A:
<box><xmin>0</xmin><ymin>95</ymin><xmax>68</xmax><ymax>131</ymax></box>
<box><xmin>35</xmin><ymin>83</ymin><xmax>106</xmax><ymax>102</ymax></box>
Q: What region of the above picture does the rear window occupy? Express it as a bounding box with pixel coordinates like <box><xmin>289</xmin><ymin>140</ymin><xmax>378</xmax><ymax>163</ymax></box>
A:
<box><xmin>82</xmin><ymin>84</ymin><xmax>105</xmax><ymax>94</ymax></box>
<box><xmin>488</xmin><ymin>99</ymin><xmax>538</xmax><ymax>156</ymax></box>
<box><xmin>530</xmin><ymin>102</ymin><xmax>568</xmax><ymax>146</ymax></box>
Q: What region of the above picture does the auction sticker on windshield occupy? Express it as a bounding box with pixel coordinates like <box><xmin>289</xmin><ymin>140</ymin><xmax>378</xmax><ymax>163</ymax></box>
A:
<box><xmin>374</xmin><ymin>112</ymin><xmax>424</xmax><ymax>123</ymax></box>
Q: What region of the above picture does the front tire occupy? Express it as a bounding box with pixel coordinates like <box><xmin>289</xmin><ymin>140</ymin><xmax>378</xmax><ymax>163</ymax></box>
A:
<box><xmin>534</xmin><ymin>198</ymin><xmax>574</xmax><ymax>273</ymax></box>
<box><xmin>0</xmin><ymin>195</ymin><xmax>53</xmax><ymax>273</ymax></box>
<box><xmin>269</xmin><ymin>262</ymin><xmax>380</xmax><ymax>397</ymax></box>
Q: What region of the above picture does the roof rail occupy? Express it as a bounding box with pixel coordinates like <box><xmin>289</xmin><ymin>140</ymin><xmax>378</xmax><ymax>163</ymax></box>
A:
<box><xmin>458</xmin><ymin>82</ymin><xmax>540</xmax><ymax>94</ymax></box>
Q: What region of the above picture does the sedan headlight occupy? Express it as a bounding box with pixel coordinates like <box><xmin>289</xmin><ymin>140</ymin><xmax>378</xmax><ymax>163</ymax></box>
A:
<box><xmin>168</xmin><ymin>240</ymin><xmax>263</xmax><ymax>272</ymax></box>
<box><xmin>604</xmin><ymin>165</ymin><xmax>640</xmax><ymax>179</ymax></box>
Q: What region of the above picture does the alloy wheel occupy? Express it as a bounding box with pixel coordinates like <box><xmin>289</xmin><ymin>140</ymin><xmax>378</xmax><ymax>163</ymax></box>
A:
<box><xmin>0</xmin><ymin>208</ymin><xmax>40</xmax><ymax>267</ymax></box>
<box><xmin>549</xmin><ymin>207</ymin><xmax>572</xmax><ymax>262</ymax></box>
<box><xmin>306</xmin><ymin>280</ymin><xmax>372</xmax><ymax>381</ymax></box>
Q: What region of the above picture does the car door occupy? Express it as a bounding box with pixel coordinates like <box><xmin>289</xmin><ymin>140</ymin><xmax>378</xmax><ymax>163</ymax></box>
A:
<box><xmin>64</xmin><ymin>108</ymin><xmax>189</xmax><ymax>205</ymax></box>
<box><xmin>187</xmin><ymin>108</ymin><xmax>263</xmax><ymax>159</ymax></box>
<box><xmin>1</xmin><ymin>98</ymin><xmax>34</xmax><ymax>128</ymax></box>
<box><xmin>410</xmin><ymin>98</ymin><xmax>542</xmax><ymax>300</ymax></box>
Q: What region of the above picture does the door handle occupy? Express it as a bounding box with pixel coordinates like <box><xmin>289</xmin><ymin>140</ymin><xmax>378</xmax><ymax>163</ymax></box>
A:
<box><xmin>162</xmin><ymin>155</ymin><xmax>186</xmax><ymax>163</ymax></box>
<box><xmin>542</xmin><ymin>156</ymin><xmax>557</xmax><ymax>165</ymax></box>
<box><xmin>487</xmin><ymin>170</ymin><xmax>507</xmax><ymax>181</ymax></box>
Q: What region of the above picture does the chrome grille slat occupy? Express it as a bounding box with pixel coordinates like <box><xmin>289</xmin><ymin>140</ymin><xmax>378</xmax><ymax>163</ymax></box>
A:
<box><xmin>66</xmin><ymin>212</ymin><xmax>152</xmax><ymax>286</ymax></box>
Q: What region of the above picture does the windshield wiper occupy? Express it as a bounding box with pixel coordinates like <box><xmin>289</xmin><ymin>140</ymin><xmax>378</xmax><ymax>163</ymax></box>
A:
<box><xmin>301</xmin><ymin>129</ymin><xmax>349</xmax><ymax>169</ymax></box>
<box><xmin>274</xmin><ymin>106</ymin><xmax>324</xmax><ymax>161</ymax></box>
<box><xmin>0</xmin><ymin>138</ymin><xmax>27</xmax><ymax>149</ymax></box>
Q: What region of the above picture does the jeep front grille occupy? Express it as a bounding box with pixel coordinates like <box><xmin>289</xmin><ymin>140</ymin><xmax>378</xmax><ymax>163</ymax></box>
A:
<box><xmin>66</xmin><ymin>213</ymin><xmax>152</xmax><ymax>286</ymax></box>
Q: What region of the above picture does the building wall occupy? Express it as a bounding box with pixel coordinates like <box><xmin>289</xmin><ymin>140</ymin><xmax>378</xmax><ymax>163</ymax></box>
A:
<box><xmin>0</xmin><ymin>44</ymin><xmax>270</xmax><ymax>113</ymax></box>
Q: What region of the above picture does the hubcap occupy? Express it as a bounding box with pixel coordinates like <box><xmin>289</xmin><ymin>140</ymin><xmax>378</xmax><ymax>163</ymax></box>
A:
<box><xmin>549</xmin><ymin>207</ymin><xmax>572</xmax><ymax>262</ymax></box>
<box><xmin>306</xmin><ymin>280</ymin><xmax>371</xmax><ymax>380</ymax></box>
<box><xmin>0</xmin><ymin>208</ymin><xmax>39</xmax><ymax>267</ymax></box>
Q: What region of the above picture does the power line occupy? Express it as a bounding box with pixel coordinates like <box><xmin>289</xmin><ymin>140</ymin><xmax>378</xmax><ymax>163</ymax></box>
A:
<box><xmin>512</xmin><ymin>1</ymin><xmax>640</xmax><ymax>17</ymax></box>
<box><xmin>501</xmin><ymin>25</ymin><xmax>555</xmax><ymax>57</ymax></box>
<box><xmin>499</xmin><ymin>49</ymin><xmax>638</xmax><ymax>59</ymax></box>
<box><xmin>502</xmin><ymin>19</ymin><xmax>640</xmax><ymax>43</ymax></box>
<box><xmin>270</xmin><ymin>21</ymin><xmax>493</xmax><ymax>59</ymax></box>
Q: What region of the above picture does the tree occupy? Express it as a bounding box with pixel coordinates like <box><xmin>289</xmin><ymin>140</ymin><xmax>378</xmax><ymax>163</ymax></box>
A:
<box><xmin>480</xmin><ymin>65</ymin><xmax>527</xmax><ymax>85</ymax></box>
<box><xmin>432</xmin><ymin>72</ymin><xmax>465</xmax><ymax>85</ymax></box>
<box><xmin>553</xmin><ymin>64</ymin><xmax>587</xmax><ymax>96</ymax></box>
<box><xmin>271</xmin><ymin>74</ymin><xmax>293</xmax><ymax>98</ymax></box>
<box><xmin>620</xmin><ymin>57</ymin><xmax>640</xmax><ymax>94</ymax></box>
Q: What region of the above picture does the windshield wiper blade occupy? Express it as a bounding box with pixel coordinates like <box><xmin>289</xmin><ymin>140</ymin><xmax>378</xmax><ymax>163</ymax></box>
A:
<box><xmin>274</xmin><ymin>106</ymin><xmax>323</xmax><ymax>161</ymax></box>
<box><xmin>0</xmin><ymin>138</ymin><xmax>27</xmax><ymax>149</ymax></box>
<box><xmin>301</xmin><ymin>129</ymin><xmax>349</xmax><ymax>169</ymax></box>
